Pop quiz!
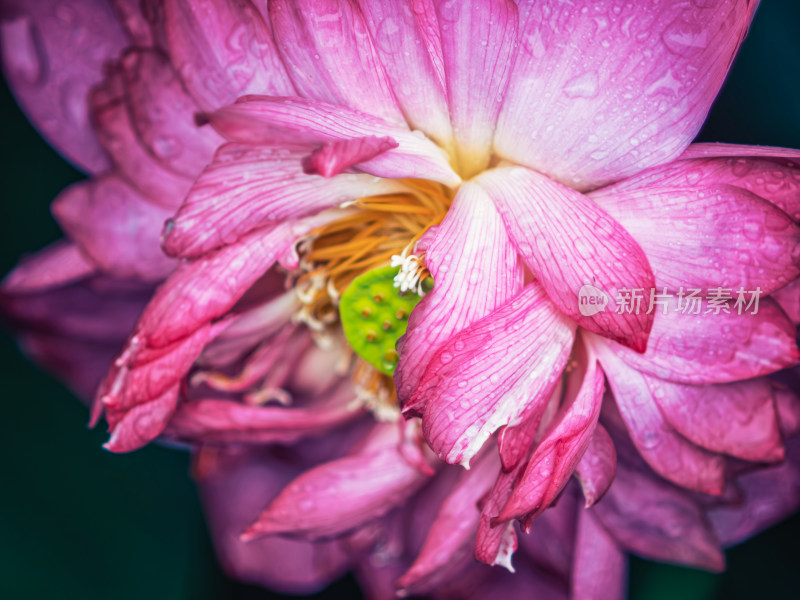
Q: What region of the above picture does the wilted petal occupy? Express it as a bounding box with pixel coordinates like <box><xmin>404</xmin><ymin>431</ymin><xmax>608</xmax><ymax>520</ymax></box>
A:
<box><xmin>595</xmin><ymin>340</ymin><xmax>726</xmax><ymax>494</ymax></box>
<box><xmin>269</xmin><ymin>0</ymin><xmax>404</xmax><ymax>125</ymax></box>
<box><xmin>355</xmin><ymin>0</ymin><xmax>453</xmax><ymax>146</ymax></box>
<box><xmin>593</xmin><ymin>463</ymin><xmax>725</xmax><ymax>571</ymax></box>
<box><xmin>52</xmin><ymin>175</ymin><xmax>175</xmax><ymax>280</ymax></box>
<box><xmin>164</xmin><ymin>143</ymin><xmax>404</xmax><ymax>258</ymax></box>
<box><xmin>592</xmin><ymin>166</ymin><xmax>800</xmax><ymax>294</ymax></box>
<box><xmin>302</xmin><ymin>136</ymin><xmax>399</xmax><ymax>178</ymax></box>
<box><xmin>202</xmin><ymin>96</ymin><xmax>460</xmax><ymax>185</ymax></box>
<box><xmin>572</xmin><ymin>508</ymin><xmax>626</xmax><ymax>600</ymax></box>
<box><xmin>498</xmin><ymin>345</ymin><xmax>605</xmax><ymax>522</ymax></box>
<box><xmin>0</xmin><ymin>0</ymin><xmax>125</xmax><ymax>172</ymax></box>
<box><xmin>478</xmin><ymin>165</ymin><xmax>655</xmax><ymax>352</ymax></box>
<box><xmin>242</xmin><ymin>425</ymin><xmax>431</xmax><ymax>540</ymax></box>
<box><xmin>1</xmin><ymin>240</ymin><xmax>95</xmax><ymax>293</ymax></box>
<box><xmin>575</xmin><ymin>424</ymin><xmax>617</xmax><ymax>507</ymax></box>
<box><xmin>434</xmin><ymin>0</ymin><xmax>518</xmax><ymax>176</ymax></box>
<box><xmin>395</xmin><ymin>182</ymin><xmax>522</xmax><ymax>407</ymax></box>
<box><xmin>495</xmin><ymin>0</ymin><xmax>755</xmax><ymax>190</ymax></box>
<box><xmin>611</xmin><ymin>297</ymin><xmax>799</xmax><ymax>384</ymax></box>
<box><xmin>414</xmin><ymin>283</ymin><xmax>575</xmax><ymax>466</ymax></box>
<box><xmin>163</xmin><ymin>0</ymin><xmax>294</xmax><ymax>110</ymax></box>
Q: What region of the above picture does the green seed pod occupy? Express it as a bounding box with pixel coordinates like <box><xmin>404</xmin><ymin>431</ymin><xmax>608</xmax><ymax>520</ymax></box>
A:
<box><xmin>339</xmin><ymin>265</ymin><xmax>432</xmax><ymax>375</ymax></box>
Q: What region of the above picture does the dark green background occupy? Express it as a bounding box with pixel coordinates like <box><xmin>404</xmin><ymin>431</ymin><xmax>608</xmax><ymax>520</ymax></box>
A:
<box><xmin>2</xmin><ymin>2</ymin><xmax>799</xmax><ymax>598</ymax></box>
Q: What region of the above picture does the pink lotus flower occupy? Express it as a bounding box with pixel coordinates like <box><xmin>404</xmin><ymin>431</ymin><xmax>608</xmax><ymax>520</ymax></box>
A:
<box><xmin>3</xmin><ymin>0</ymin><xmax>800</xmax><ymax>597</ymax></box>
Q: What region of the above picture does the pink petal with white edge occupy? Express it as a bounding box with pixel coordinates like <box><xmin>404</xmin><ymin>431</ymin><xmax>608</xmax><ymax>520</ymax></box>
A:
<box><xmin>434</xmin><ymin>0</ymin><xmax>518</xmax><ymax>176</ymax></box>
<box><xmin>498</xmin><ymin>345</ymin><xmax>605</xmax><ymax>522</ymax></box>
<box><xmin>475</xmin><ymin>464</ymin><xmax>521</xmax><ymax>571</ymax></box>
<box><xmin>1</xmin><ymin>240</ymin><xmax>95</xmax><ymax>293</ymax></box>
<box><xmin>395</xmin><ymin>182</ymin><xmax>522</xmax><ymax>408</ymax></box>
<box><xmin>650</xmin><ymin>377</ymin><xmax>783</xmax><ymax>462</ymax></box>
<box><xmin>594</xmin><ymin>340</ymin><xmax>726</xmax><ymax>495</ymax></box>
<box><xmin>0</xmin><ymin>0</ymin><xmax>125</xmax><ymax>172</ymax></box>
<box><xmin>201</xmin><ymin>96</ymin><xmax>460</xmax><ymax>186</ymax></box>
<box><xmin>495</xmin><ymin>0</ymin><xmax>755</xmax><ymax>190</ymax></box>
<box><xmin>572</xmin><ymin>508</ymin><xmax>627</xmax><ymax>600</ymax></box>
<box><xmin>591</xmin><ymin>169</ymin><xmax>800</xmax><ymax>295</ymax></box>
<box><xmin>164</xmin><ymin>386</ymin><xmax>361</xmax><ymax>445</ymax></box>
<box><xmin>242</xmin><ymin>424</ymin><xmax>431</xmax><ymax>540</ymax></box>
<box><xmin>52</xmin><ymin>176</ymin><xmax>175</xmax><ymax>281</ymax></box>
<box><xmin>396</xmin><ymin>451</ymin><xmax>500</xmax><ymax>596</ymax></box>
<box><xmin>355</xmin><ymin>0</ymin><xmax>453</xmax><ymax>147</ymax></box>
<box><xmin>269</xmin><ymin>0</ymin><xmax>404</xmax><ymax>126</ymax></box>
<box><xmin>163</xmin><ymin>142</ymin><xmax>406</xmax><ymax>258</ymax></box>
<box><xmin>611</xmin><ymin>297</ymin><xmax>799</xmax><ymax>384</ymax></box>
<box><xmin>413</xmin><ymin>283</ymin><xmax>576</xmax><ymax>467</ymax></box>
<box><xmin>119</xmin><ymin>49</ymin><xmax>223</xmax><ymax>178</ymax></box>
<box><xmin>593</xmin><ymin>463</ymin><xmax>725</xmax><ymax>572</ymax></box>
<box><xmin>302</xmin><ymin>136</ymin><xmax>399</xmax><ymax>178</ymax></box>
<box><xmin>575</xmin><ymin>424</ymin><xmax>617</xmax><ymax>507</ymax></box>
<box><xmin>163</xmin><ymin>0</ymin><xmax>294</xmax><ymax>110</ymax></box>
<box><xmin>142</xmin><ymin>221</ymin><xmax>322</xmax><ymax>349</ymax></box>
<box><xmin>478</xmin><ymin>165</ymin><xmax>655</xmax><ymax>352</ymax></box>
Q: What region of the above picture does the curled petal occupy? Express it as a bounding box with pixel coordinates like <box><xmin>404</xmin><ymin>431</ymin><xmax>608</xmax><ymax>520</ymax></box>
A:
<box><xmin>575</xmin><ymin>424</ymin><xmax>617</xmax><ymax>507</ymax></box>
<box><xmin>0</xmin><ymin>0</ymin><xmax>125</xmax><ymax>172</ymax></box>
<box><xmin>414</xmin><ymin>283</ymin><xmax>576</xmax><ymax>466</ymax></box>
<box><xmin>479</xmin><ymin>165</ymin><xmax>655</xmax><ymax>352</ymax></box>
<box><xmin>498</xmin><ymin>345</ymin><xmax>605</xmax><ymax>522</ymax></box>
<box><xmin>302</xmin><ymin>136</ymin><xmax>399</xmax><ymax>178</ymax></box>
<box><xmin>495</xmin><ymin>0</ymin><xmax>756</xmax><ymax>189</ymax></box>
<box><xmin>395</xmin><ymin>182</ymin><xmax>522</xmax><ymax>407</ymax></box>
<box><xmin>202</xmin><ymin>96</ymin><xmax>460</xmax><ymax>186</ymax></box>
